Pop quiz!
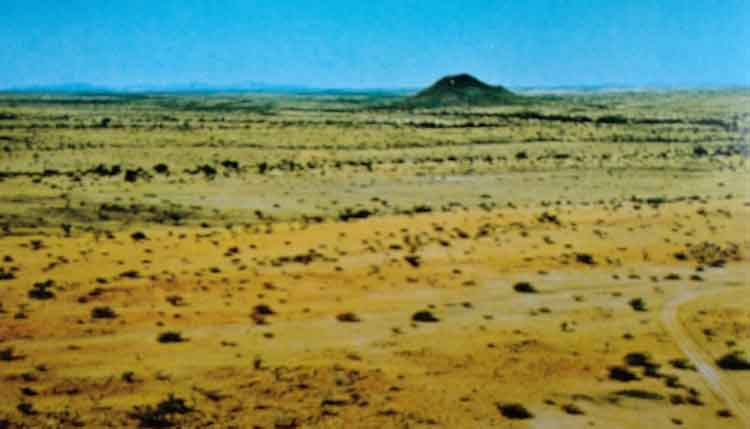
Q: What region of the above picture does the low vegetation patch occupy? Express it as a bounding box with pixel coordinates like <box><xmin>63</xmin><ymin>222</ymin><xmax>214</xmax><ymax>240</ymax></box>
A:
<box><xmin>609</xmin><ymin>366</ymin><xmax>640</xmax><ymax>382</ymax></box>
<box><xmin>496</xmin><ymin>403</ymin><xmax>534</xmax><ymax>419</ymax></box>
<box><xmin>28</xmin><ymin>279</ymin><xmax>55</xmax><ymax>300</ymax></box>
<box><xmin>129</xmin><ymin>393</ymin><xmax>193</xmax><ymax>428</ymax></box>
<box><xmin>513</xmin><ymin>281</ymin><xmax>537</xmax><ymax>293</ymax></box>
<box><xmin>412</xmin><ymin>310</ymin><xmax>439</xmax><ymax>323</ymax></box>
<box><xmin>613</xmin><ymin>389</ymin><xmax>664</xmax><ymax>401</ymax></box>
<box><xmin>628</xmin><ymin>298</ymin><xmax>647</xmax><ymax>312</ymax></box>
<box><xmin>157</xmin><ymin>332</ymin><xmax>187</xmax><ymax>344</ymax></box>
<box><xmin>716</xmin><ymin>351</ymin><xmax>750</xmax><ymax>370</ymax></box>
<box><xmin>336</xmin><ymin>312</ymin><xmax>361</xmax><ymax>323</ymax></box>
<box><xmin>91</xmin><ymin>306</ymin><xmax>118</xmax><ymax>319</ymax></box>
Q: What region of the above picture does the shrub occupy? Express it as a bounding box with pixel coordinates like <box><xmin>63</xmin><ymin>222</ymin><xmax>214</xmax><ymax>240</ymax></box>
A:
<box><xmin>153</xmin><ymin>164</ymin><xmax>170</xmax><ymax>174</ymax></box>
<box><xmin>17</xmin><ymin>402</ymin><xmax>37</xmax><ymax>416</ymax></box>
<box><xmin>131</xmin><ymin>231</ymin><xmax>148</xmax><ymax>241</ymax></box>
<box><xmin>513</xmin><ymin>282</ymin><xmax>537</xmax><ymax>293</ymax></box>
<box><xmin>165</xmin><ymin>295</ymin><xmax>185</xmax><ymax>306</ymax></box>
<box><xmin>629</xmin><ymin>298</ymin><xmax>647</xmax><ymax>312</ymax></box>
<box><xmin>336</xmin><ymin>312</ymin><xmax>361</xmax><ymax>323</ymax></box>
<box><xmin>403</xmin><ymin>255</ymin><xmax>421</xmax><ymax>268</ymax></box>
<box><xmin>338</xmin><ymin>208</ymin><xmax>375</xmax><ymax>222</ymax></box>
<box><xmin>129</xmin><ymin>393</ymin><xmax>193</xmax><ymax>428</ymax></box>
<box><xmin>716</xmin><ymin>351</ymin><xmax>750</xmax><ymax>370</ymax></box>
<box><xmin>122</xmin><ymin>371</ymin><xmax>138</xmax><ymax>383</ymax></box>
<box><xmin>669</xmin><ymin>358</ymin><xmax>696</xmax><ymax>371</ymax></box>
<box><xmin>692</xmin><ymin>145</ymin><xmax>709</xmax><ymax>157</ymax></box>
<box><xmin>253</xmin><ymin>304</ymin><xmax>275</xmax><ymax>315</ymax></box>
<box><xmin>124</xmin><ymin>169</ymin><xmax>139</xmax><ymax>183</ymax></box>
<box><xmin>412</xmin><ymin>310</ymin><xmax>439</xmax><ymax>323</ymax></box>
<box><xmin>91</xmin><ymin>306</ymin><xmax>118</xmax><ymax>319</ymax></box>
<box><xmin>0</xmin><ymin>347</ymin><xmax>24</xmax><ymax>361</ymax></box>
<box><xmin>562</xmin><ymin>403</ymin><xmax>584</xmax><ymax>415</ymax></box>
<box><xmin>624</xmin><ymin>352</ymin><xmax>657</xmax><ymax>368</ymax></box>
<box><xmin>28</xmin><ymin>280</ymin><xmax>55</xmax><ymax>300</ymax></box>
<box><xmin>120</xmin><ymin>270</ymin><xmax>140</xmax><ymax>279</ymax></box>
<box><xmin>157</xmin><ymin>332</ymin><xmax>187</xmax><ymax>343</ymax></box>
<box><xmin>497</xmin><ymin>403</ymin><xmax>533</xmax><ymax>419</ymax></box>
<box><xmin>221</xmin><ymin>160</ymin><xmax>239</xmax><ymax>170</ymax></box>
<box><xmin>614</xmin><ymin>389</ymin><xmax>664</xmax><ymax>400</ymax></box>
<box><xmin>609</xmin><ymin>366</ymin><xmax>639</xmax><ymax>382</ymax></box>
<box><xmin>0</xmin><ymin>268</ymin><xmax>15</xmax><ymax>281</ymax></box>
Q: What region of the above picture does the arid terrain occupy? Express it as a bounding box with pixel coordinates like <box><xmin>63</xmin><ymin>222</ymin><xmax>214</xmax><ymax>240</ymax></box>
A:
<box><xmin>0</xmin><ymin>88</ymin><xmax>749</xmax><ymax>428</ymax></box>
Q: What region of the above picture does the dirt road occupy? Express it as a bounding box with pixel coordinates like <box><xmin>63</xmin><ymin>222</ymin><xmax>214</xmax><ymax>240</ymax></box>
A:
<box><xmin>662</xmin><ymin>287</ymin><xmax>750</xmax><ymax>428</ymax></box>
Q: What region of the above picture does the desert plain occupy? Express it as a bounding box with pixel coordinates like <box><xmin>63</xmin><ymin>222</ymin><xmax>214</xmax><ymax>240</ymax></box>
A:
<box><xmin>0</xmin><ymin>87</ymin><xmax>749</xmax><ymax>428</ymax></box>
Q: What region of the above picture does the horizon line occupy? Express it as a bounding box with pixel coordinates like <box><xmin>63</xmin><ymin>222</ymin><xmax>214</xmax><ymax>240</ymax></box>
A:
<box><xmin>3</xmin><ymin>80</ymin><xmax>750</xmax><ymax>95</ymax></box>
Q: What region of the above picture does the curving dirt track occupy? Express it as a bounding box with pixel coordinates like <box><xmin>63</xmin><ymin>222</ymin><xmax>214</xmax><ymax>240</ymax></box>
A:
<box><xmin>662</xmin><ymin>287</ymin><xmax>750</xmax><ymax>428</ymax></box>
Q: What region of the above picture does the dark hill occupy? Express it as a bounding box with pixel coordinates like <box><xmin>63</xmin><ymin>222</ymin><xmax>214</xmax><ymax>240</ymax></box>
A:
<box><xmin>406</xmin><ymin>74</ymin><xmax>523</xmax><ymax>107</ymax></box>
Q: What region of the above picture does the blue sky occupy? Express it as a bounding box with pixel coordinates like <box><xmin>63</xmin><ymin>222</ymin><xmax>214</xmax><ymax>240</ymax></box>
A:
<box><xmin>0</xmin><ymin>0</ymin><xmax>747</xmax><ymax>88</ymax></box>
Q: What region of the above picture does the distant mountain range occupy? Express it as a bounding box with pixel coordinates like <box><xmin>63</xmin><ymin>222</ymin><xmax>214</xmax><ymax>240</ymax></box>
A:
<box><xmin>1</xmin><ymin>80</ymin><xmax>745</xmax><ymax>95</ymax></box>
<box><xmin>1</xmin><ymin>81</ymin><xmax>417</xmax><ymax>96</ymax></box>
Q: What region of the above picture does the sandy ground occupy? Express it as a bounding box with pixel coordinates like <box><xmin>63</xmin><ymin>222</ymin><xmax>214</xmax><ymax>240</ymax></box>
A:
<box><xmin>1</xmin><ymin>197</ymin><xmax>748</xmax><ymax>428</ymax></box>
<box><xmin>1</xmin><ymin>92</ymin><xmax>749</xmax><ymax>428</ymax></box>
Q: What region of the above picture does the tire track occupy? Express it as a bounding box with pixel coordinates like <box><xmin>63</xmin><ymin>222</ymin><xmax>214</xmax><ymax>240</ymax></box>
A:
<box><xmin>661</xmin><ymin>287</ymin><xmax>750</xmax><ymax>427</ymax></box>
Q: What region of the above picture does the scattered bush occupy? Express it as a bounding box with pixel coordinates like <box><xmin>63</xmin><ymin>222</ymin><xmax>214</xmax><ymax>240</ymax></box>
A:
<box><xmin>412</xmin><ymin>310</ymin><xmax>439</xmax><ymax>323</ymax></box>
<box><xmin>692</xmin><ymin>145</ymin><xmax>709</xmax><ymax>157</ymax></box>
<box><xmin>16</xmin><ymin>402</ymin><xmax>37</xmax><ymax>416</ymax></box>
<box><xmin>338</xmin><ymin>208</ymin><xmax>375</xmax><ymax>222</ymax></box>
<box><xmin>28</xmin><ymin>280</ymin><xmax>55</xmax><ymax>300</ymax></box>
<box><xmin>609</xmin><ymin>366</ymin><xmax>639</xmax><ymax>382</ymax></box>
<box><xmin>257</xmin><ymin>162</ymin><xmax>269</xmax><ymax>175</ymax></box>
<box><xmin>513</xmin><ymin>281</ymin><xmax>537</xmax><ymax>293</ymax></box>
<box><xmin>186</xmin><ymin>164</ymin><xmax>217</xmax><ymax>178</ymax></box>
<box><xmin>122</xmin><ymin>371</ymin><xmax>139</xmax><ymax>383</ymax></box>
<box><xmin>497</xmin><ymin>403</ymin><xmax>533</xmax><ymax>419</ymax></box>
<box><xmin>120</xmin><ymin>270</ymin><xmax>141</xmax><ymax>279</ymax></box>
<box><xmin>403</xmin><ymin>255</ymin><xmax>421</xmax><ymax>268</ymax></box>
<box><xmin>336</xmin><ymin>312</ymin><xmax>361</xmax><ymax>323</ymax></box>
<box><xmin>669</xmin><ymin>358</ymin><xmax>696</xmax><ymax>371</ymax></box>
<box><xmin>221</xmin><ymin>160</ymin><xmax>240</xmax><ymax>170</ymax></box>
<box><xmin>89</xmin><ymin>164</ymin><xmax>122</xmax><ymax>177</ymax></box>
<box><xmin>716</xmin><ymin>351</ymin><xmax>750</xmax><ymax>370</ymax></box>
<box><xmin>91</xmin><ymin>306</ymin><xmax>118</xmax><ymax>319</ymax></box>
<box><xmin>562</xmin><ymin>403</ymin><xmax>584</xmax><ymax>415</ymax></box>
<box><xmin>412</xmin><ymin>204</ymin><xmax>432</xmax><ymax>214</ymax></box>
<box><xmin>253</xmin><ymin>304</ymin><xmax>275</xmax><ymax>315</ymax></box>
<box><xmin>537</xmin><ymin>212</ymin><xmax>560</xmax><ymax>225</ymax></box>
<box><xmin>0</xmin><ymin>347</ymin><xmax>24</xmax><ymax>361</ymax></box>
<box><xmin>129</xmin><ymin>393</ymin><xmax>193</xmax><ymax>428</ymax></box>
<box><xmin>153</xmin><ymin>163</ymin><xmax>170</xmax><ymax>175</ymax></box>
<box><xmin>0</xmin><ymin>268</ymin><xmax>15</xmax><ymax>281</ymax></box>
<box><xmin>131</xmin><ymin>231</ymin><xmax>148</xmax><ymax>241</ymax></box>
<box><xmin>628</xmin><ymin>298</ymin><xmax>647</xmax><ymax>312</ymax></box>
<box><xmin>624</xmin><ymin>352</ymin><xmax>657</xmax><ymax>369</ymax></box>
<box><xmin>157</xmin><ymin>332</ymin><xmax>187</xmax><ymax>344</ymax></box>
<box><xmin>166</xmin><ymin>295</ymin><xmax>186</xmax><ymax>307</ymax></box>
<box><xmin>124</xmin><ymin>169</ymin><xmax>139</xmax><ymax>183</ymax></box>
